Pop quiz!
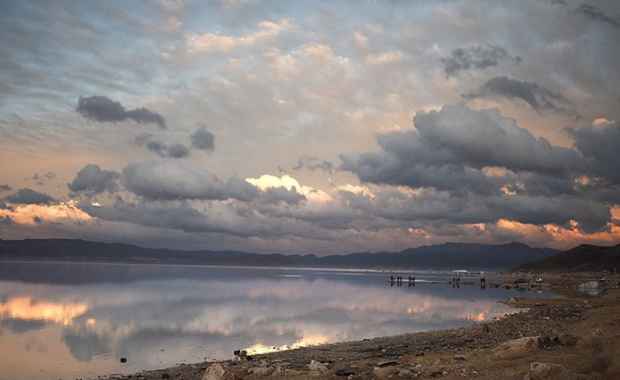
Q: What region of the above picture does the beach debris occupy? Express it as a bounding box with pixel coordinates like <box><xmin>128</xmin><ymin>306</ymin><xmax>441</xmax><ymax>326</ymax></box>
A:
<box><xmin>523</xmin><ymin>362</ymin><xmax>587</xmax><ymax>380</ymax></box>
<box><xmin>202</xmin><ymin>363</ymin><xmax>245</xmax><ymax>380</ymax></box>
<box><xmin>308</xmin><ymin>360</ymin><xmax>329</xmax><ymax>372</ymax></box>
<box><xmin>233</xmin><ymin>350</ymin><xmax>253</xmax><ymax>361</ymax></box>
<box><xmin>492</xmin><ymin>336</ymin><xmax>539</xmax><ymax>359</ymax></box>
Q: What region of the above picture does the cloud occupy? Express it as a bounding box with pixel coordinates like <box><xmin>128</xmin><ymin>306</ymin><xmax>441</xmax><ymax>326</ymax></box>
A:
<box><xmin>134</xmin><ymin>133</ymin><xmax>190</xmax><ymax>158</ymax></box>
<box><xmin>573</xmin><ymin>4</ymin><xmax>620</xmax><ymax>29</ymax></box>
<box><xmin>185</xmin><ymin>19</ymin><xmax>291</xmax><ymax>54</ymax></box>
<box><xmin>442</xmin><ymin>45</ymin><xmax>520</xmax><ymax>77</ymax></box>
<box><xmin>339</xmin><ymin>105</ymin><xmax>616</xmax><ymax>232</ymax></box>
<box><xmin>27</xmin><ymin>172</ymin><xmax>56</xmax><ymax>186</ymax></box>
<box><xmin>260</xmin><ymin>186</ymin><xmax>306</xmax><ymax>206</ymax></box>
<box><xmin>190</xmin><ymin>128</ymin><xmax>215</xmax><ymax>151</ymax></box>
<box><xmin>167</xmin><ymin>143</ymin><xmax>191</xmax><ymax>158</ymax></box>
<box><xmin>4</xmin><ymin>188</ymin><xmax>55</xmax><ymax>205</ymax></box>
<box><xmin>122</xmin><ymin>158</ymin><xmax>259</xmax><ymax>201</ymax></box>
<box><xmin>69</xmin><ymin>164</ymin><xmax>120</xmax><ymax>194</ymax></box>
<box><xmin>340</xmin><ymin>105</ymin><xmax>583</xmax><ymax>195</ymax></box>
<box><xmin>76</xmin><ymin>96</ymin><xmax>167</xmax><ymax>129</ymax></box>
<box><xmin>566</xmin><ymin>121</ymin><xmax>620</xmax><ymax>183</ymax></box>
<box><xmin>0</xmin><ymin>185</ymin><xmax>12</xmax><ymax>192</ymax></box>
<box><xmin>462</xmin><ymin>77</ymin><xmax>580</xmax><ymax>119</ymax></box>
<box><xmin>292</xmin><ymin>156</ymin><xmax>334</xmax><ymax>174</ymax></box>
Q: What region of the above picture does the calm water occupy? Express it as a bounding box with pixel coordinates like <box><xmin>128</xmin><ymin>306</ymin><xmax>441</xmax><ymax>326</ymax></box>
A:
<box><xmin>0</xmin><ymin>261</ymin><xmax>552</xmax><ymax>380</ymax></box>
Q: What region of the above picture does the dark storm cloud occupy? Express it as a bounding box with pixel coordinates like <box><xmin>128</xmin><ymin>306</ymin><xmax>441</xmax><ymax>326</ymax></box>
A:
<box><xmin>461</xmin><ymin>77</ymin><xmax>580</xmax><ymax>119</ymax></box>
<box><xmin>122</xmin><ymin>159</ymin><xmax>259</xmax><ymax>201</ymax></box>
<box><xmin>4</xmin><ymin>188</ymin><xmax>55</xmax><ymax>205</ymax></box>
<box><xmin>76</xmin><ymin>96</ymin><xmax>167</xmax><ymax>129</ymax></box>
<box><xmin>340</xmin><ymin>187</ymin><xmax>610</xmax><ymax>233</ymax></box>
<box><xmin>292</xmin><ymin>155</ymin><xmax>334</xmax><ymax>174</ymax></box>
<box><xmin>69</xmin><ymin>164</ymin><xmax>120</xmax><ymax>194</ymax></box>
<box><xmin>566</xmin><ymin>121</ymin><xmax>620</xmax><ymax>183</ymax></box>
<box><xmin>134</xmin><ymin>133</ymin><xmax>190</xmax><ymax>158</ymax></box>
<box><xmin>190</xmin><ymin>127</ymin><xmax>215</xmax><ymax>151</ymax></box>
<box><xmin>339</xmin><ymin>105</ymin><xmax>616</xmax><ymax>232</ymax></box>
<box><xmin>0</xmin><ymin>184</ymin><xmax>12</xmax><ymax>192</ymax></box>
<box><xmin>442</xmin><ymin>45</ymin><xmax>520</xmax><ymax>77</ymax></box>
<box><xmin>573</xmin><ymin>4</ymin><xmax>620</xmax><ymax>29</ymax></box>
<box><xmin>412</xmin><ymin>105</ymin><xmax>583</xmax><ymax>175</ymax></box>
<box><xmin>260</xmin><ymin>186</ymin><xmax>306</xmax><ymax>206</ymax></box>
<box><xmin>340</xmin><ymin>105</ymin><xmax>583</xmax><ymax>195</ymax></box>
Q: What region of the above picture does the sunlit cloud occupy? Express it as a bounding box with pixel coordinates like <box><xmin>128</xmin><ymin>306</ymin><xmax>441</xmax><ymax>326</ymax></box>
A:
<box><xmin>185</xmin><ymin>19</ymin><xmax>292</xmax><ymax>54</ymax></box>
<box><xmin>0</xmin><ymin>200</ymin><xmax>92</xmax><ymax>225</ymax></box>
<box><xmin>246</xmin><ymin>174</ymin><xmax>332</xmax><ymax>203</ymax></box>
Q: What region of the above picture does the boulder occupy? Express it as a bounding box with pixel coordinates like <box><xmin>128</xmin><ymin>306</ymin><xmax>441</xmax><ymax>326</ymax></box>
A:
<box><xmin>247</xmin><ymin>365</ymin><xmax>273</xmax><ymax>376</ymax></box>
<box><xmin>202</xmin><ymin>363</ymin><xmax>246</xmax><ymax>380</ymax></box>
<box><xmin>555</xmin><ymin>332</ymin><xmax>578</xmax><ymax>347</ymax></box>
<box><xmin>523</xmin><ymin>362</ymin><xmax>587</xmax><ymax>380</ymax></box>
<box><xmin>492</xmin><ymin>336</ymin><xmax>539</xmax><ymax>359</ymax></box>
<box><xmin>580</xmin><ymin>328</ymin><xmax>603</xmax><ymax>345</ymax></box>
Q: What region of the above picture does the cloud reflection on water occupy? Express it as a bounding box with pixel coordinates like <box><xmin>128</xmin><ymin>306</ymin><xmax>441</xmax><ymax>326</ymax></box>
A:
<box><xmin>0</xmin><ymin>263</ymin><xmax>534</xmax><ymax>379</ymax></box>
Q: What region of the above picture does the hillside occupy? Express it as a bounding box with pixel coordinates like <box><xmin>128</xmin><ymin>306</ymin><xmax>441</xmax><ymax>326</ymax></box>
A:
<box><xmin>0</xmin><ymin>238</ymin><xmax>559</xmax><ymax>271</ymax></box>
<box><xmin>514</xmin><ymin>243</ymin><xmax>620</xmax><ymax>272</ymax></box>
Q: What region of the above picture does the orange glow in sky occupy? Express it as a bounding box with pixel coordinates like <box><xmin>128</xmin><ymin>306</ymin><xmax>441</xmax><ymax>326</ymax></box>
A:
<box><xmin>0</xmin><ymin>200</ymin><xmax>92</xmax><ymax>225</ymax></box>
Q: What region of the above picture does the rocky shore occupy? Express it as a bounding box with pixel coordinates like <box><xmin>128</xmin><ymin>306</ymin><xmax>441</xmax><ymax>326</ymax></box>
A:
<box><xmin>104</xmin><ymin>273</ymin><xmax>620</xmax><ymax>380</ymax></box>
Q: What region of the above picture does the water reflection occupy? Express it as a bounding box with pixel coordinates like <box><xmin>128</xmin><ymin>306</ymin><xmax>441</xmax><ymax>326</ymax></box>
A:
<box><xmin>0</xmin><ymin>262</ymin><xmax>552</xmax><ymax>380</ymax></box>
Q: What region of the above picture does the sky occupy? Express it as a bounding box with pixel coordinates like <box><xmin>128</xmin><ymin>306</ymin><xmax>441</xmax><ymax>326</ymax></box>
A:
<box><xmin>0</xmin><ymin>0</ymin><xmax>619</xmax><ymax>255</ymax></box>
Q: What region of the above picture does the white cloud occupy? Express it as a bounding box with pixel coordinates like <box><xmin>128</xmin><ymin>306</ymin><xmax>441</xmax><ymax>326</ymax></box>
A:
<box><xmin>185</xmin><ymin>19</ymin><xmax>292</xmax><ymax>53</ymax></box>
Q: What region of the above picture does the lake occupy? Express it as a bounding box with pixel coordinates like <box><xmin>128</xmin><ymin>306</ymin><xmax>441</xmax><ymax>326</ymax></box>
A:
<box><xmin>0</xmin><ymin>261</ymin><xmax>552</xmax><ymax>380</ymax></box>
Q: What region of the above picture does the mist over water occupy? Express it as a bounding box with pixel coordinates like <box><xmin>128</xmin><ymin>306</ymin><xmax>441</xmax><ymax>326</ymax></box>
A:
<box><xmin>0</xmin><ymin>261</ymin><xmax>552</xmax><ymax>380</ymax></box>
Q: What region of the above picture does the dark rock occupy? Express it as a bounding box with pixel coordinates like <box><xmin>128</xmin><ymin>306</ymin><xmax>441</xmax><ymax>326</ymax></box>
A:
<box><xmin>120</xmin><ymin>358</ymin><xmax>127</xmax><ymax>363</ymax></box>
<box><xmin>335</xmin><ymin>369</ymin><xmax>355</xmax><ymax>376</ymax></box>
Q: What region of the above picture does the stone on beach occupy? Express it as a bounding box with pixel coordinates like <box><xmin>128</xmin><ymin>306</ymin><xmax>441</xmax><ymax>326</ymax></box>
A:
<box><xmin>308</xmin><ymin>359</ymin><xmax>329</xmax><ymax>372</ymax></box>
<box><xmin>492</xmin><ymin>336</ymin><xmax>540</xmax><ymax>359</ymax></box>
<box><xmin>202</xmin><ymin>363</ymin><xmax>245</xmax><ymax>380</ymax></box>
<box><xmin>523</xmin><ymin>362</ymin><xmax>587</xmax><ymax>380</ymax></box>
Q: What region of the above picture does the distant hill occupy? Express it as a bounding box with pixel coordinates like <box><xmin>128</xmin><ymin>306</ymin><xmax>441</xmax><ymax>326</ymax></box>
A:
<box><xmin>514</xmin><ymin>243</ymin><xmax>620</xmax><ymax>272</ymax></box>
<box><xmin>0</xmin><ymin>239</ymin><xmax>559</xmax><ymax>271</ymax></box>
<box><xmin>0</xmin><ymin>238</ymin><xmax>256</xmax><ymax>264</ymax></box>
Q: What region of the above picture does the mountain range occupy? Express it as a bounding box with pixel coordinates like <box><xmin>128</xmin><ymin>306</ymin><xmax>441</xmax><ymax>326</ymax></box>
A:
<box><xmin>0</xmin><ymin>238</ymin><xmax>560</xmax><ymax>271</ymax></box>
<box><xmin>514</xmin><ymin>243</ymin><xmax>620</xmax><ymax>272</ymax></box>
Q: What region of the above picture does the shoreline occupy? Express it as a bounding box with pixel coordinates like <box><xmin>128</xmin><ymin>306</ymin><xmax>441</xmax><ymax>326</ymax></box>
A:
<box><xmin>101</xmin><ymin>272</ymin><xmax>620</xmax><ymax>380</ymax></box>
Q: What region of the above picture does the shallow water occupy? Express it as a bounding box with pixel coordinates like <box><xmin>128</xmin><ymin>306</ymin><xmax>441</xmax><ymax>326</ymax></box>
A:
<box><xmin>0</xmin><ymin>261</ymin><xmax>552</xmax><ymax>380</ymax></box>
